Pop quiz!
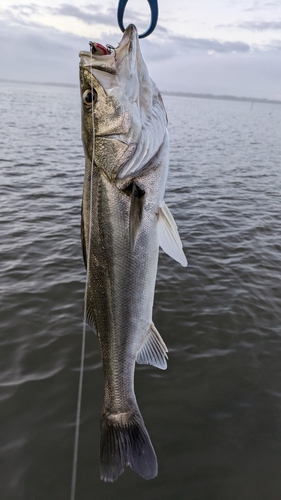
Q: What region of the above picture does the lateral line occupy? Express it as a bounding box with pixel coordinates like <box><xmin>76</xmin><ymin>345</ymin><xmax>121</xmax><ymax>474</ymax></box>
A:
<box><xmin>70</xmin><ymin>51</ymin><xmax>95</xmax><ymax>500</ymax></box>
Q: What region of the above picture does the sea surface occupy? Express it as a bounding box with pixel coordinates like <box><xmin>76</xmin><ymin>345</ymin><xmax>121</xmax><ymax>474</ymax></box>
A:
<box><xmin>1</xmin><ymin>80</ymin><xmax>281</xmax><ymax>500</ymax></box>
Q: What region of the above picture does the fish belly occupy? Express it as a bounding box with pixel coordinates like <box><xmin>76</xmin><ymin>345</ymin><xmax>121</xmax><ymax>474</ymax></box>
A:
<box><xmin>81</xmin><ymin>158</ymin><xmax>167</xmax><ymax>481</ymax></box>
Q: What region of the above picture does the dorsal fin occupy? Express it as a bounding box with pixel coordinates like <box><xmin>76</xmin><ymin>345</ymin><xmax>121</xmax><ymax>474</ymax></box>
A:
<box><xmin>136</xmin><ymin>323</ymin><xmax>168</xmax><ymax>370</ymax></box>
<box><xmin>157</xmin><ymin>202</ymin><xmax>187</xmax><ymax>267</ymax></box>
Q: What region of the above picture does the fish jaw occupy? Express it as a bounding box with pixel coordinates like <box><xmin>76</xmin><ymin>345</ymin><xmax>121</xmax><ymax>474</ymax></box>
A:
<box><xmin>79</xmin><ymin>24</ymin><xmax>167</xmax><ymax>182</ymax></box>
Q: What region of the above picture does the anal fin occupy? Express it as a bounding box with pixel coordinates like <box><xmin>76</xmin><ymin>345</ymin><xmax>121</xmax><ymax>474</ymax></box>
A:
<box><xmin>136</xmin><ymin>323</ymin><xmax>168</xmax><ymax>370</ymax></box>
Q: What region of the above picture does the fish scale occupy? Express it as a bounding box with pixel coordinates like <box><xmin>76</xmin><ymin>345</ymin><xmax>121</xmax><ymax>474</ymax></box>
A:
<box><xmin>79</xmin><ymin>24</ymin><xmax>187</xmax><ymax>482</ymax></box>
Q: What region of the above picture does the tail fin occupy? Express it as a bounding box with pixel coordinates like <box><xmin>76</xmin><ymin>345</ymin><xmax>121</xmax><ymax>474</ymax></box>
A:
<box><xmin>100</xmin><ymin>409</ymin><xmax>158</xmax><ymax>482</ymax></box>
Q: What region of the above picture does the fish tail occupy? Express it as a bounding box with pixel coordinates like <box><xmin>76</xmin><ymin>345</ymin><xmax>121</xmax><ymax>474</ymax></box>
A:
<box><xmin>100</xmin><ymin>408</ymin><xmax>158</xmax><ymax>482</ymax></box>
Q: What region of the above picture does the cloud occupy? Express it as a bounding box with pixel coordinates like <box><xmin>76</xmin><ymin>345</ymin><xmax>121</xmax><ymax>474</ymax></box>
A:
<box><xmin>51</xmin><ymin>3</ymin><xmax>118</xmax><ymax>26</ymax></box>
<box><xmin>0</xmin><ymin>4</ymin><xmax>280</xmax><ymax>99</ymax></box>
<box><xmin>1</xmin><ymin>2</ymin><xmax>168</xmax><ymax>40</ymax></box>
<box><xmin>51</xmin><ymin>3</ymin><xmax>168</xmax><ymax>35</ymax></box>
<box><xmin>167</xmin><ymin>35</ymin><xmax>250</xmax><ymax>54</ymax></box>
<box><xmin>238</xmin><ymin>20</ymin><xmax>281</xmax><ymax>31</ymax></box>
<box><xmin>242</xmin><ymin>0</ymin><xmax>280</xmax><ymax>11</ymax></box>
<box><xmin>7</xmin><ymin>3</ymin><xmax>39</xmax><ymax>13</ymax></box>
<box><xmin>149</xmin><ymin>48</ymin><xmax>281</xmax><ymax>99</ymax></box>
<box><xmin>267</xmin><ymin>40</ymin><xmax>281</xmax><ymax>50</ymax></box>
<box><xmin>0</xmin><ymin>20</ymin><xmax>87</xmax><ymax>84</ymax></box>
<box><xmin>138</xmin><ymin>36</ymin><xmax>251</xmax><ymax>67</ymax></box>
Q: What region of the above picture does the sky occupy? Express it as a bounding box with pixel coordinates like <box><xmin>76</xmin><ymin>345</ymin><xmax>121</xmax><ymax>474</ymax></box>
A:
<box><xmin>0</xmin><ymin>0</ymin><xmax>281</xmax><ymax>99</ymax></box>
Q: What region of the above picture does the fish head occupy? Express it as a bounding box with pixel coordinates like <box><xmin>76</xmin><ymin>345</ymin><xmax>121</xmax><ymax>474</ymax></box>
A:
<box><xmin>79</xmin><ymin>24</ymin><xmax>167</xmax><ymax>182</ymax></box>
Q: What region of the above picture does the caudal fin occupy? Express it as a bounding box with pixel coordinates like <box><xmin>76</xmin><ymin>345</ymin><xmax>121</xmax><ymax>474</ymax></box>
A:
<box><xmin>100</xmin><ymin>410</ymin><xmax>158</xmax><ymax>482</ymax></box>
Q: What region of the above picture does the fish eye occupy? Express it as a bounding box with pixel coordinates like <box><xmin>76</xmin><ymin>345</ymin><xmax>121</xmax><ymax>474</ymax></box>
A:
<box><xmin>83</xmin><ymin>89</ymin><xmax>97</xmax><ymax>107</ymax></box>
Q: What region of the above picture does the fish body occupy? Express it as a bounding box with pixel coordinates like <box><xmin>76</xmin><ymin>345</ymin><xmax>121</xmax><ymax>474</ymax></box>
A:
<box><xmin>79</xmin><ymin>25</ymin><xmax>186</xmax><ymax>482</ymax></box>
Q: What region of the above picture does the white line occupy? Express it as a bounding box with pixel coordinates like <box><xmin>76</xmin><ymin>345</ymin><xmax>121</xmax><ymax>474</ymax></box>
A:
<box><xmin>70</xmin><ymin>51</ymin><xmax>95</xmax><ymax>500</ymax></box>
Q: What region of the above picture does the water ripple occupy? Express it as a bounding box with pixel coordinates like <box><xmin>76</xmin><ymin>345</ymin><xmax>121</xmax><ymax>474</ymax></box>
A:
<box><xmin>1</xmin><ymin>83</ymin><xmax>281</xmax><ymax>499</ymax></box>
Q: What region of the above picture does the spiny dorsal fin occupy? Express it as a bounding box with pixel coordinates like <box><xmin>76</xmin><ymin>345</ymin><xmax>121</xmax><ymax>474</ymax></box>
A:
<box><xmin>136</xmin><ymin>323</ymin><xmax>168</xmax><ymax>370</ymax></box>
<box><xmin>157</xmin><ymin>202</ymin><xmax>187</xmax><ymax>267</ymax></box>
<box><xmin>129</xmin><ymin>182</ymin><xmax>145</xmax><ymax>251</ymax></box>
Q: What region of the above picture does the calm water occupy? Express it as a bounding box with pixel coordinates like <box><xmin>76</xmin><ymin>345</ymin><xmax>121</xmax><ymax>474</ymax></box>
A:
<box><xmin>1</xmin><ymin>81</ymin><xmax>281</xmax><ymax>500</ymax></box>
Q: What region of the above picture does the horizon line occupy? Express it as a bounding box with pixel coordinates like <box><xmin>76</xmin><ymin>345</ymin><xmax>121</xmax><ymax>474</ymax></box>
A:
<box><xmin>1</xmin><ymin>78</ymin><xmax>280</xmax><ymax>106</ymax></box>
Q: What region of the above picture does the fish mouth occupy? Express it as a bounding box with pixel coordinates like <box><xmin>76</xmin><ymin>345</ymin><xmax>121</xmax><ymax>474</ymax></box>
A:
<box><xmin>79</xmin><ymin>24</ymin><xmax>138</xmax><ymax>76</ymax></box>
<box><xmin>116</xmin><ymin>24</ymin><xmax>138</xmax><ymax>56</ymax></box>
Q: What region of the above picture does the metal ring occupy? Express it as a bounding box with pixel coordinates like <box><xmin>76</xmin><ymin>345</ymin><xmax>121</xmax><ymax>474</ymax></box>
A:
<box><xmin>106</xmin><ymin>44</ymin><xmax>117</xmax><ymax>58</ymax></box>
<box><xmin>117</xmin><ymin>0</ymin><xmax>158</xmax><ymax>39</ymax></box>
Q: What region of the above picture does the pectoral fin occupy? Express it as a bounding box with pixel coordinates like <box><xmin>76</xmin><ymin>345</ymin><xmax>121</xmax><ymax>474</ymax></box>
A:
<box><xmin>157</xmin><ymin>202</ymin><xmax>187</xmax><ymax>267</ymax></box>
<box><xmin>129</xmin><ymin>182</ymin><xmax>145</xmax><ymax>251</ymax></box>
<box><xmin>136</xmin><ymin>323</ymin><xmax>168</xmax><ymax>370</ymax></box>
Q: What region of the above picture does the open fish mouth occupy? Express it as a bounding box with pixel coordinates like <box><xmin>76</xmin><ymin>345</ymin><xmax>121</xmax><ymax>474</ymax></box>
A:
<box><xmin>79</xmin><ymin>24</ymin><xmax>138</xmax><ymax>76</ymax></box>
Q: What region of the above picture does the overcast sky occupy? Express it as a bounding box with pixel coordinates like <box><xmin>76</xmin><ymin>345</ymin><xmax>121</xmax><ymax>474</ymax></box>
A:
<box><xmin>1</xmin><ymin>0</ymin><xmax>281</xmax><ymax>98</ymax></box>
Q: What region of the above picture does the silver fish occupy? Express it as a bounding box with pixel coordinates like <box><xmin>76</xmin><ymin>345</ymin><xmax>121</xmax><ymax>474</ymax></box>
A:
<box><xmin>79</xmin><ymin>24</ymin><xmax>187</xmax><ymax>483</ymax></box>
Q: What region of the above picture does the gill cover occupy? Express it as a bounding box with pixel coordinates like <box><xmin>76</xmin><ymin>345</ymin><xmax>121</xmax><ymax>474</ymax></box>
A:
<box><xmin>79</xmin><ymin>25</ymin><xmax>167</xmax><ymax>182</ymax></box>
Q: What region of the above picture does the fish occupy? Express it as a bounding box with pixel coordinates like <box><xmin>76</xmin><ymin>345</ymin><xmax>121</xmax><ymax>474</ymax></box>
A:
<box><xmin>79</xmin><ymin>24</ymin><xmax>187</xmax><ymax>483</ymax></box>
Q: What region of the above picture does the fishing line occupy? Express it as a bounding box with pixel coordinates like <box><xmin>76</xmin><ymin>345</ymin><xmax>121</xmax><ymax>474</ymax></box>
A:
<box><xmin>70</xmin><ymin>49</ymin><xmax>95</xmax><ymax>500</ymax></box>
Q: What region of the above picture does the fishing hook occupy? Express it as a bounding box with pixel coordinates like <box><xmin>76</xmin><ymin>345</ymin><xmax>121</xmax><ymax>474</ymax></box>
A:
<box><xmin>117</xmin><ymin>0</ymin><xmax>158</xmax><ymax>39</ymax></box>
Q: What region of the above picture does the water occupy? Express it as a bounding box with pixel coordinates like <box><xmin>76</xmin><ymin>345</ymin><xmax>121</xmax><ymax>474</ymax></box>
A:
<box><xmin>1</xmin><ymin>81</ymin><xmax>281</xmax><ymax>500</ymax></box>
